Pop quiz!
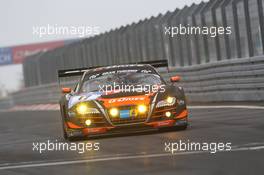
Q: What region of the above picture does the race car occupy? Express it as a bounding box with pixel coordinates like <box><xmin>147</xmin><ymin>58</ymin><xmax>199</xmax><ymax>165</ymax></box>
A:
<box><xmin>58</xmin><ymin>60</ymin><xmax>188</xmax><ymax>140</ymax></box>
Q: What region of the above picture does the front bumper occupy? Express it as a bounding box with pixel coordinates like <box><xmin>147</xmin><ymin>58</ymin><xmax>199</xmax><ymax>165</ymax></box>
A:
<box><xmin>65</xmin><ymin>114</ymin><xmax>188</xmax><ymax>138</ymax></box>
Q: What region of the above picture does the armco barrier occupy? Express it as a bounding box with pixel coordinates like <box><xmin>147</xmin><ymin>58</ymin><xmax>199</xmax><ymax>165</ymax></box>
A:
<box><xmin>11</xmin><ymin>56</ymin><xmax>264</xmax><ymax>106</ymax></box>
<box><xmin>164</xmin><ymin>56</ymin><xmax>264</xmax><ymax>102</ymax></box>
<box><xmin>0</xmin><ymin>97</ymin><xmax>13</xmax><ymax>110</ymax></box>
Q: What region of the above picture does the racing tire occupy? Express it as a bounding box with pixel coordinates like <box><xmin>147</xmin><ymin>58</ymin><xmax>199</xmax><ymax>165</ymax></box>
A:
<box><xmin>62</xmin><ymin>124</ymin><xmax>69</xmax><ymax>140</ymax></box>
<box><xmin>62</xmin><ymin>125</ymin><xmax>78</xmax><ymax>141</ymax></box>
<box><xmin>176</xmin><ymin>117</ymin><xmax>188</xmax><ymax>130</ymax></box>
<box><xmin>176</xmin><ymin>123</ymin><xmax>188</xmax><ymax>130</ymax></box>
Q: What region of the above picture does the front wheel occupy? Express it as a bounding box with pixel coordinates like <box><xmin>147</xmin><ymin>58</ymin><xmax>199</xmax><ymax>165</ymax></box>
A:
<box><xmin>62</xmin><ymin>124</ymin><xmax>79</xmax><ymax>141</ymax></box>
<box><xmin>174</xmin><ymin>117</ymin><xmax>188</xmax><ymax>130</ymax></box>
<box><xmin>176</xmin><ymin>123</ymin><xmax>188</xmax><ymax>130</ymax></box>
<box><xmin>62</xmin><ymin>123</ymin><xmax>69</xmax><ymax>140</ymax></box>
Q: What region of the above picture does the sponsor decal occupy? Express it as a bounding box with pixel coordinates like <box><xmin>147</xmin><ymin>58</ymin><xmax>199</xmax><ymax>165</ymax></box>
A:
<box><xmin>105</xmin><ymin>65</ymin><xmax>144</xmax><ymax>69</ymax></box>
<box><xmin>108</xmin><ymin>97</ymin><xmax>145</xmax><ymax>103</ymax></box>
<box><xmin>88</xmin><ymin>69</ymin><xmax>154</xmax><ymax>79</ymax></box>
<box><xmin>146</xmin><ymin>120</ymin><xmax>175</xmax><ymax>128</ymax></box>
<box><xmin>100</xmin><ymin>95</ymin><xmax>151</xmax><ymax>108</ymax></box>
<box><xmin>68</xmin><ymin>92</ymin><xmax>103</xmax><ymax>108</ymax></box>
<box><xmin>83</xmin><ymin>127</ymin><xmax>114</xmax><ymax>134</ymax></box>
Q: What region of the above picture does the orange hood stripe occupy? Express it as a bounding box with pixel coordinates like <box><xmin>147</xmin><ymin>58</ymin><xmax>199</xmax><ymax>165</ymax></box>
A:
<box><xmin>99</xmin><ymin>94</ymin><xmax>153</xmax><ymax>108</ymax></box>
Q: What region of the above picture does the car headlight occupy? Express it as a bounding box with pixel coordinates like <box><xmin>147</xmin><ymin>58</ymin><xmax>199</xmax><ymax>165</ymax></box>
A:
<box><xmin>109</xmin><ymin>108</ymin><xmax>119</xmax><ymax>117</ymax></box>
<box><xmin>137</xmin><ymin>105</ymin><xmax>147</xmax><ymax>114</ymax></box>
<box><xmin>85</xmin><ymin>119</ymin><xmax>92</xmax><ymax>126</ymax></box>
<box><xmin>76</xmin><ymin>104</ymin><xmax>100</xmax><ymax>115</ymax></box>
<box><xmin>156</xmin><ymin>96</ymin><xmax>176</xmax><ymax>108</ymax></box>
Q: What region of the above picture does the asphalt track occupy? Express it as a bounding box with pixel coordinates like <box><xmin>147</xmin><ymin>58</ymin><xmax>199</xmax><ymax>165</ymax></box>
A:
<box><xmin>0</xmin><ymin>106</ymin><xmax>263</xmax><ymax>174</ymax></box>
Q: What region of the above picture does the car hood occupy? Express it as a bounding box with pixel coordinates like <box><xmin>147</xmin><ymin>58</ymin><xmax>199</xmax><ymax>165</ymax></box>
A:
<box><xmin>68</xmin><ymin>90</ymin><xmax>156</xmax><ymax>109</ymax></box>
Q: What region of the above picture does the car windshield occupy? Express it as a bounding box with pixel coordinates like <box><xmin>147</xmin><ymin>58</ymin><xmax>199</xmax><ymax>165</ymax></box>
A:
<box><xmin>80</xmin><ymin>72</ymin><xmax>163</xmax><ymax>93</ymax></box>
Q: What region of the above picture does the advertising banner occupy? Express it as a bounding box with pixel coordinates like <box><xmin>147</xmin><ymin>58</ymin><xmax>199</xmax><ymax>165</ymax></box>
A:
<box><xmin>0</xmin><ymin>47</ymin><xmax>12</xmax><ymax>65</ymax></box>
<box><xmin>11</xmin><ymin>41</ymin><xmax>65</xmax><ymax>64</ymax></box>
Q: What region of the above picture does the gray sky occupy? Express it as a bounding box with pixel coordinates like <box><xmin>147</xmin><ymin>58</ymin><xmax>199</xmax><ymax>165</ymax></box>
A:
<box><xmin>0</xmin><ymin>0</ymin><xmax>203</xmax><ymax>93</ymax></box>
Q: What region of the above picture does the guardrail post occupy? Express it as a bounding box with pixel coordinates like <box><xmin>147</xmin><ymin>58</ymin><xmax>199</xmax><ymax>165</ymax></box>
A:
<box><xmin>257</xmin><ymin>0</ymin><xmax>264</xmax><ymax>55</ymax></box>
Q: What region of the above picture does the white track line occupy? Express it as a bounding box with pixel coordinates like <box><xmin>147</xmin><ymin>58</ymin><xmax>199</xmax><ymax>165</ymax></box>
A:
<box><xmin>0</xmin><ymin>145</ymin><xmax>263</xmax><ymax>170</ymax></box>
<box><xmin>189</xmin><ymin>105</ymin><xmax>264</xmax><ymax>110</ymax></box>
<box><xmin>1</xmin><ymin>104</ymin><xmax>264</xmax><ymax>112</ymax></box>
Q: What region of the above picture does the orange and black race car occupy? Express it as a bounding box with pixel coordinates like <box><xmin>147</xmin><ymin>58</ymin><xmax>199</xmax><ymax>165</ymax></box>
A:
<box><xmin>58</xmin><ymin>60</ymin><xmax>188</xmax><ymax>140</ymax></box>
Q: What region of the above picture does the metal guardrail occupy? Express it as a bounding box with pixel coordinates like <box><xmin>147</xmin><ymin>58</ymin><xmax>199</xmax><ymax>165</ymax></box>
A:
<box><xmin>0</xmin><ymin>97</ymin><xmax>13</xmax><ymax>110</ymax></box>
<box><xmin>11</xmin><ymin>81</ymin><xmax>75</xmax><ymax>105</ymax></box>
<box><xmin>165</xmin><ymin>56</ymin><xmax>264</xmax><ymax>102</ymax></box>
<box><xmin>10</xmin><ymin>56</ymin><xmax>264</xmax><ymax>106</ymax></box>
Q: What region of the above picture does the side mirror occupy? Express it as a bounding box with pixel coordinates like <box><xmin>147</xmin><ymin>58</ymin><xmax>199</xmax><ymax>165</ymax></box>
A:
<box><xmin>170</xmin><ymin>76</ymin><xmax>181</xmax><ymax>82</ymax></box>
<box><xmin>61</xmin><ymin>87</ymin><xmax>72</xmax><ymax>93</ymax></box>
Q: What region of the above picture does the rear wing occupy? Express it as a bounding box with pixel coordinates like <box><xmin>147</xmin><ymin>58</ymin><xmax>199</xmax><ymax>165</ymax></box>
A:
<box><xmin>58</xmin><ymin>68</ymin><xmax>88</xmax><ymax>78</ymax></box>
<box><xmin>57</xmin><ymin>66</ymin><xmax>100</xmax><ymax>78</ymax></box>
<box><xmin>57</xmin><ymin>59</ymin><xmax>169</xmax><ymax>78</ymax></box>
<box><xmin>57</xmin><ymin>66</ymin><xmax>100</xmax><ymax>88</ymax></box>
<box><xmin>135</xmin><ymin>59</ymin><xmax>168</xmax><ymax>68</ymax></box>
<box><xmin>58</xmin><ymin>60</ymin><xmax>168</xmax><ymax>78</ymax></box>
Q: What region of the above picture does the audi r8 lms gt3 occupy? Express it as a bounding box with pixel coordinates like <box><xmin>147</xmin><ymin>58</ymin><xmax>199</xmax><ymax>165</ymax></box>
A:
<box><xmin>58</xmin><ymin>60</ymin><xmax>188</xmax><ymax>140</ymax></box>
